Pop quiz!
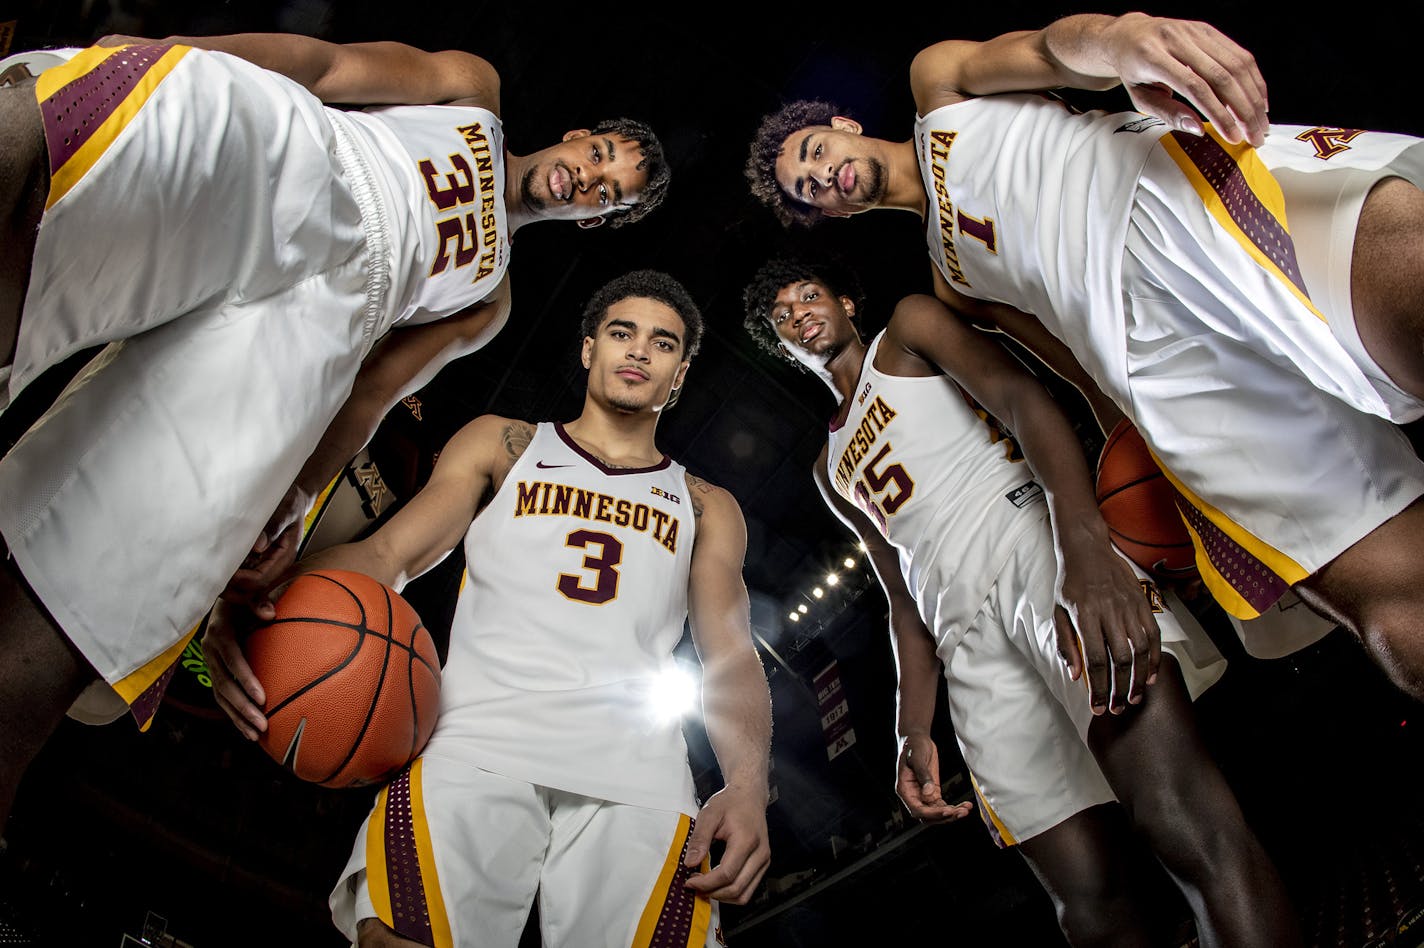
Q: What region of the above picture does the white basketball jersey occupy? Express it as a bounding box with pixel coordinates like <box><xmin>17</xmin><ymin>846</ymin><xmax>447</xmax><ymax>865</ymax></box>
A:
<box><xmin>915</xmin><ymin>94</ymin><xmax>1170</xmax><ymax>396</ymax></box>
<box><xmin>334</xmin><ymin>104</ymin><xmax>511</xmax><ymax>327</ymax></box>
<box><xmin>428</xmin><ymin>422</ymin><xmax>699</xmax><ymax>812</ymax></box>
<box><xmin>827</xmin><ymin>334</ymin><xmax>1050</xmax><ymax>651</ymax></box>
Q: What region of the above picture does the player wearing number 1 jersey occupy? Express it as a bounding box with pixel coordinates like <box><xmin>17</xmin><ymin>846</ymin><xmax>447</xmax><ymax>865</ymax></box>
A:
<box><xmin>743</xmin><ymin>257</ymin><xmax>1300</xmax><ymax>946</ymax></box>
<box><xmin>207</xmin><ymin>270</ymin><xmax>772</xmax><ymax>947</ymax></box>
<box><xmin>0</xmin><ymin>32</ymin><xmax>669</xmax><ymax>830</ymax></box>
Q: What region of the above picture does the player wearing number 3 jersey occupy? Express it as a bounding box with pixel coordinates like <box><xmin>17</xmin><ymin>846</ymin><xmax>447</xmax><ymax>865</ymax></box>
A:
<box><xmin>204</xmin><ymin>270</ymin><xmax>772</xmax><ymax>947</ymax></box>
<box><xmin>743</xmin><ymin>257</ymin><xmax>1300</xmax><ymax>945</ymax></box>
<box><xmin>0</xmin><ymin>32</ymin><xmax>669</xmax><ymax>832</ymax></box>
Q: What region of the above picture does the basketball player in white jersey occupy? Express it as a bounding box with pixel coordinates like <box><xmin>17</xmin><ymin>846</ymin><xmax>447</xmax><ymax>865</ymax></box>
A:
<box><xmin>204</xmin><ymin>270</ymin><xmax>772</xmax><ymax>947</ymax></box>
<box><xmin>744</xmin><ymin>255</ymin><xmax>1300</xmax><ymax>946</ymax></box>
<box><xmin>0</xmin><ymin>32</ymin><xmax>670</xmax><ymax>829</ymax></box>
<box><xmin>745</xmin><ymin>12</ymin><xmax>1424</xmax><ymax>706</ymax></box>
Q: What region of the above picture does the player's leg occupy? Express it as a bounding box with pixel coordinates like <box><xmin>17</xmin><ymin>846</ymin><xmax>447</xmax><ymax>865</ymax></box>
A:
<box><xmin>1295</xmin><ymin>495</ymin><xmax>1424</xmax><ymax>699</ymax></box>
<box><xmin>1347</xmin><ymin>176</ymin><xmax>1424</xmax><ymax>403</ymax></box>
<box><xmin>1016</xmin><ymin>804</ymin><xmax>1157</xmax><ymax>947</ymax></box>
<box><xmin>1086</xmin><ymin>654</ymin><xmax>1303</xmax><ymax>948</ymax></box>
<box><xmin>537</xmin><ymin>791</ymin><xmax>721</xmax><ymax>948</ymax></box>
<box><xmin>329</xmin><ymin>757</ymin><xmax>548</xmax><ymax>948</ymax></box>
<box><xmin>0</xmin><ymin>551</ymin><xmax>96</xmax><ymax>828</ymax></box>
<box><xmin>0</xmin><ymin>76</ymin><xmax>46</xmax><ymax>371</ymax></box>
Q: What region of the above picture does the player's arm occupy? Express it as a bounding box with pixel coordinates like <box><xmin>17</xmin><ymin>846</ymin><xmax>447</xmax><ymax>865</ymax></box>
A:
<box><xmin>811</xmin><ymin>456</ymin><xmax>972</xmax><ymax>825</ymax></box>
<box><xmin>205</xmin><ymin>414</ymin><xmax>521</xmax><ymax>739</ymax></box>
<box><xmin>681</xmin><ymin>476</ymin><xmax>773</xmax><ymax>906</ymax></box>
<box><xmin>910</xmin><ymin>12</ymin><xmax>1266</xmax><ymax>146</ymax></box>
<box><xmin>887</xmin><ymin>293</ymin><xmax>1161</xmax><ymax>715</ymax></box>
<box><xmin>96</xmin><ymin>31</ymin><xmax>499</xmax><ymax>108</ymax></box>
<box><xmin>930</xmin><ymin>267</ymin><xmax>1126</xmax><ymax>438</ymax></box>
<box><xmin>224</xmin><ymin>282</ymin><xmax>513</xmax><ymax>612</ymax></box>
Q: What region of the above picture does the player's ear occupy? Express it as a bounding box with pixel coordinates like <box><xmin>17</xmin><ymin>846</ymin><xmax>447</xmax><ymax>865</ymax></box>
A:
<box><xmin>840</xmin><ymin>296</ymin><xmax>855</xmax><ymax>317</ymax></box>
<box><xmin>562</xmin><ymin>128</ymin><xmax>592</xmax><ymax>142</ymax></box>
<box><xmin>581</xmin><ymin>336</ymin><xmax>594</xmax><ymax>368</ymax></box>
<box><xmin>674</xmin><ymin>361</ymin><xmax>690</xmax><ymax>390</ymax></box>
<box><xmin>575</xmin><ymin>217</ymin><xmax>606</xmax><ymax>230</ymax></box>
<box><xmin>776</xmin><ymin>343</ymin><xmax>797</xmax><ymax>363</ymax></box>
<box><xmin>830</xmin><ymin>116</ymin><xmax>862</xmax><ymax>135</ymax></box>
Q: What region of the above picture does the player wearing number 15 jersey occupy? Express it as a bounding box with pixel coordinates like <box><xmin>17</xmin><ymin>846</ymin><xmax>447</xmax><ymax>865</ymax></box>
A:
<box><xmin>206</xmin><ymin>270</ymin><xmax>772</xmax><ymax>947</ymax></box>
<box><xmin>0</xmin><ymin>32</ymin><xmax>669</xmax><ymax>832</ymax></box>
<box><xmin>743</xmin><ymin>257</ymin><xmax>1300</xmax><ymax>946</ymax></box>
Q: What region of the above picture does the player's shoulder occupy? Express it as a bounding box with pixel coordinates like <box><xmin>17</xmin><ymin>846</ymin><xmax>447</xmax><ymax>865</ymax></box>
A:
<box><xmin>447</xmin><ymin>414</ymin><xmax>537</xmax><ymax>455</ymax></box>
<box><xmin>884</xmin><ymin>293</ymin><xmax>964</xmax><ymax>347</ymax></box>
<box><xmin>682</xmin><ymin>470</ymin><xmax>745</xmax><ymax>523</ymax></box>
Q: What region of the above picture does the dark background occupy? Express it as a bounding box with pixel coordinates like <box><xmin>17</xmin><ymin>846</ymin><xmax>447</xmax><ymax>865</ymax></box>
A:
<box><xmin>2</xmin><ymin>2</ymin><xmax>1423</xmax><ymax>947</ymax></box>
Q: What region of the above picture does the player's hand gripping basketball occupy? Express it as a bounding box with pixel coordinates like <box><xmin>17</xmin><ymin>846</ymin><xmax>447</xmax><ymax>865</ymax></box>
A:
<box><xmin>221</xmin><ymin>483</ymin><xmax>313</xmax><ymax>620</ymax></box>
<box><xmin>1096</xmin><ymin>13</ymin><xmax>1269</xmax><ymax>147</ymax></box>
<box><xmin>1053</xmin><ymin>527</ymin><xmax>1163</xmax><ymax>715</ymax></box>
<box><xmin>894</xmin><ymin>733</ymin><xmax>974</xmax><ymax>824</ymax></box>
<box><xmin>202</xmin><ymin>596</ymin><xmax>272</xmax><ymax>741</ymax></box>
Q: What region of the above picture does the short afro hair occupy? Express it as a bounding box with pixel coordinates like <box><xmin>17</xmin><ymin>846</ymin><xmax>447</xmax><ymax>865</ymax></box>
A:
<box><xmin>592</xmin><ymin>117</ymin><xmax>670</xmax><ymax>228</ymax></box>
<box><xmin>744</xmin><ymin>99</ymin><xmax>843</xmax><ymax>229</ymax></box>
<box><xmin>741</xmin><ymin>256</ymin><xmax>866</xmax><ymax>366</ymax></box>
<box><xmin>580</xmin><ymin>268</ymin><xmax>703</xmax><ymax>359</ymax></box>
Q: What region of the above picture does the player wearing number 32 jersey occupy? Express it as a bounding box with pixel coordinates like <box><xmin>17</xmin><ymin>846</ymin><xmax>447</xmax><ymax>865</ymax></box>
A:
<box><xmin>0</xmin><ymin>32</ymin><xmax>670</xmax><ymax>832</ymax></box>
<box><xmin>203</xmin><ymin>270</ymin><xmax>773</xmax><ymax>947</ymax></box>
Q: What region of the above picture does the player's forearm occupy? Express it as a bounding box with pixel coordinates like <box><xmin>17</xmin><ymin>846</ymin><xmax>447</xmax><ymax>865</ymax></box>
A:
<box><xmin>700</xmin><ymin>652</ymin><xmax>772</xmax><ymax>797</ymax></box>
<box><xmin>1005</xmin><ymin>391</ymin><xmax>1112</xmax><ymax>549</ymax></box>
<box><xmin>157</xmin><ymin>32</ymin><xmax>341</xmax><ymax>92</ymax></box>
<box><xmin>891</xmin><ymin>612</ymin><xmax>941</xmax><ymax>738</ymax></box>
<box><xmin>1040</xmin><ymin>13</ymin><xmax>1142</xmax><ymax>88</ymax></box>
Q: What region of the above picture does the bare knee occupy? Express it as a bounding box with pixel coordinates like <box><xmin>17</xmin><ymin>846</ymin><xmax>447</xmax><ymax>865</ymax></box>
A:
<box><xmin>356</xmin><ymin>917</ymin><xmax>425</xmax><ymax>947</ymax></box>
<box><xmin>1351</xmin><ymin>176</ymin><xmax>1424</xmax><ymax>397</ymax></box>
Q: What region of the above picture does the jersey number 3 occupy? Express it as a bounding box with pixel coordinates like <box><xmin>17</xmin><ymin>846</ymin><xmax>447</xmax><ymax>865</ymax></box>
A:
<box><xmin>558</xmin><ymin>529</ymin><xmax>623</xmax><ymax>604</ymax></box>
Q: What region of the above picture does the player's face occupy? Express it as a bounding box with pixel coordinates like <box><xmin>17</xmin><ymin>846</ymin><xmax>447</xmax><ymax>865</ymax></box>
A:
<box><xmin>774</xmin><ymin>120</ymin><xmax>885</xmax><ymax>218</ymax></box>
<box><xmin>766</xmin><ymin>278</ymin><xmax>854</xmax><ymax>366</ymax></box>
<box><xmin>522</xmin><ymin>131</ymin><xmax>648</xmax><ymax>227</ymax></box>
<box><xmin>582</xmin><ymin>297</ymin><xmax>690</xmax><ymax>414</ymax></box>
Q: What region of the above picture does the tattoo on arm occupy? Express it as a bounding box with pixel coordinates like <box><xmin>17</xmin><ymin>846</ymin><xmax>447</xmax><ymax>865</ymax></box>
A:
<box><xmin>501</xmin><ymin>421</ymin><xmax>535</xmax><ymax>462</ymax></box>
<box><xmin>685</xmin><ymin>473</ymin><xmax>717</xmax><ymax>523</ymax></box>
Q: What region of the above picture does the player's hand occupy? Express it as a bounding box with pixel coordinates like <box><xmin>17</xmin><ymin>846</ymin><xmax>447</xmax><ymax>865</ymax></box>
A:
<box><xmin>1054</xmin><ymin>531</ymin><xmax>1162</xmax><ymax>715</ymax></box>
<box><xmin>683</xmin><ymin>783</ymin><xmax>771</xmax><ymax>905</ymax></box>
<box><xmin>1099</xmin><ymin>12</ymin><xmax>1268</xmax><ymax>147</ymax></box>
<box><xmin>895</xmin><ymin>733</ymin><xmax>974</xmax><ymax>823</ymax></box>
<box><xmin>221</xmin><ymin>484</ymin><xmax>312</xmax><ymax>621</ymax></box>
<box><xmin>202</xmin><ymin>598</ymin><xmax>270</xmax><ymax>741</ymax></box>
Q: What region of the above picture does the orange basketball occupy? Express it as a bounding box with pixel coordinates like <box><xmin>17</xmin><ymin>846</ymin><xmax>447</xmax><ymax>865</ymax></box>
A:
<box><xmin>1095</xmin><ymin>421</ymin><xmax>1197</xmax><ymax>578</ymax></box>
<box><xmin>244</xmin><ymin>569</ymin><xmax>441</xmax><ymax>788</ymax></box>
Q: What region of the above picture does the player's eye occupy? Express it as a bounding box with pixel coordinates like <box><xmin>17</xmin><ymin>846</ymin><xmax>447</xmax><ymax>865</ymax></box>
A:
<box><xmin>598</xmin><ymin>185</ymin><xmax>609</xmax><ymax>206</ymax></box>
<box><xmin>814</xmin><ymin>143</ymin><xmax>822</xmax><ymax>160</ymax></box>
<box><xmin>803</xmin><ymin>290</ymin><xmax>818</xmax><ymax>301</ymax></box>
<box><xmin>808</xmin><ymin>180</ymin><xmax>818</xmax><ymax>199</ymax></box>
<box><xmin>590</xmin><ymin>146</ymin><xmax>601</xmax><ymax>164</ymax></box>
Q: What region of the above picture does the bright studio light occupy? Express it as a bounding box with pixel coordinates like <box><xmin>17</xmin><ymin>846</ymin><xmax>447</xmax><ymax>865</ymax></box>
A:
<box><xmin>857</xmin><ymin>542</ymin><xmax>868</xmax><ymax>553</ymax></box>
<box><xmin>812</xmin><ymin>587</ymin><xmax>824</xmax><ymax>599</ymax></box>
<box><xmin>650</xmin><ymin>665</ymin><xmax>696</xmax><ymax>721</ymax></box>
<box><xmin>788</xmin><ymin>612</ymin><xmax>800</xmax><ymax>622</ymax></box>
<box><xmin>843</xmin><ymin>557</ymin><xmax>855</xmax><ymax>569</ymax></box>
<box><xmin>798</xmin><ymin>604</ymin><xmax>808</xmax><ymax>614</ymax></box>
<box><xmin>826</xmin><ymin>573</ymin><xmax>839</xmax><ymax>586</ymax></box>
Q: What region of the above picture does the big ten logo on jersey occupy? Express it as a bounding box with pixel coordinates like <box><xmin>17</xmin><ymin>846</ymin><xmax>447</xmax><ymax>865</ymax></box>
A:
<box><xmin>856</xmin><ymin>381</ymin><xmax>873</xmax><ymax>406</ymax></box>
<box><xmin>649</xmin><ymin>485</ymin><xmax>680</xmax><ymax>505</ymax></box>
<box><xmin>419</xmin><ymin>123</ymin><xmax>501</xmax><ymax>281</ymax></box>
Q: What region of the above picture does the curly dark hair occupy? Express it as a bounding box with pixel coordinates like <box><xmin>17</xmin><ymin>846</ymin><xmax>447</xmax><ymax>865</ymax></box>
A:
<box><xmin>580</xmin><ymin>268</ymin><xmax>703</xmax><ymax>359</ymax></box>
<box><xmin>741</xmin><ymin>256</ymin><xmax>866</xmax><ymax>367</ymax></box>
<box><xmin>591</xmin><ymin>117</ymin><xmax>670</xmax><ymax>228</ymax></box>
<box><xmin>744</xmin><ymin>99</ymin><xmax>843</xmax><ymax>229</ymax></box>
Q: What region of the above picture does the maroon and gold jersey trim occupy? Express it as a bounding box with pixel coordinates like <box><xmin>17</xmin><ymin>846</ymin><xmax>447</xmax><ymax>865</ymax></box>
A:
<box><xmin>112</xmin><ymin>626</ymin><xmax>198</xmax><ymax>732</ymax></box>
<box><xmin>366</xmin><ymin>759</ymin><xmax>453</xmax><ymax>948</ymax></box>
<box><xmin>36</xmin><ymin>42</ymin><xmax>191</xmax><ymax>210</ymax></box>
<box><xmin>554</xmin><ymin>423</ymin><xmax>671</xmax><ymax>476</ymax></box>
<box><xmin>1150</xmin><ymin>449</ymin><xmax>1307</xmax><ymax>620</ymax></box>
<box><xmin>633</xmin><ymin>813</ymin><xmax>714</xmax><ymax>948</ymax></box>
<box><xmin>1159</xmin><ymin>126</ymin><xmax>1321</xmax><ymax>321</ymax></box>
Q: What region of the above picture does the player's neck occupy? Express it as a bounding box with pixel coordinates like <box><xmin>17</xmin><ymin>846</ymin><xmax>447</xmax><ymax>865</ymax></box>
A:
<box><xmin>562</xmin><ymin>408</ymin><xmax>664</xmax><ymax>469</ymax></box>
<box><xmin>823</xmin><ymin>335</ymin><xmax>870</xmax><ymax>408</ymax></box>
<box><xmin>886</xmin><ymin>141</ymin><xmax>928</xmax><ymax>218</ymax></box>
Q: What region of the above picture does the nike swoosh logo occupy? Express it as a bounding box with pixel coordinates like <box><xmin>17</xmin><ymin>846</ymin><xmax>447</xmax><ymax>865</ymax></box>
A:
<box><xmin>536</xmin><ymin>461</ymin><xmax>573</xmax><ymax>469</ymax></box>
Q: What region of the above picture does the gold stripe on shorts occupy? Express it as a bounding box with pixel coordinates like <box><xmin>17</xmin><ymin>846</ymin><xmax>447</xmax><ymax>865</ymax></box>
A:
<box><xmin>366</xmin><ymin>759</ymin><xmax>452</xmax><ymax>948</ymax></box>
<box><xmin>970</xmin><ymin>774</ymin><xmax>1016</xmax><ymax>849</ymax></box>
<box><xmin>36</xmin><ymin>43</ymin><xmax>191</xmax><ymax>209</ymax></box>
<box><xmin>1150</xmin><ymin>450</ymin><xmax>1308</xmax><ymax>620</ymax></box>
<box><xmin>1159</xmin><ymin>126</ymin><xmax>1323</xmax><ymax>320</ymax></box>
<box><xmin>633</xmin><ymin>812</ymin><xmax>714</xmax><ymax>948</ymax></box>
